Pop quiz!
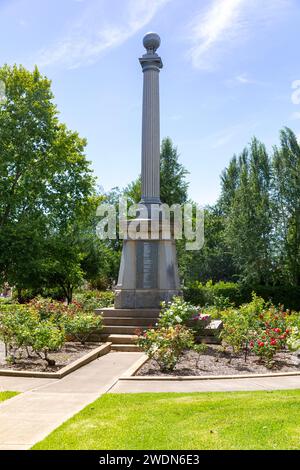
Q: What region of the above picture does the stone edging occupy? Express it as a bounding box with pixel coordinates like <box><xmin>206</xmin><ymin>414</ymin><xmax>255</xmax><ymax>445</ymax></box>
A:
<box><xmin>0</xmin><ymin>342</ymin><xmax>112</xmax><ymax>379</ymax></box>
<box><xmin>119</xmin><ymin>354</ymin><xmax>300</xmax><ymax>381</ymax></box>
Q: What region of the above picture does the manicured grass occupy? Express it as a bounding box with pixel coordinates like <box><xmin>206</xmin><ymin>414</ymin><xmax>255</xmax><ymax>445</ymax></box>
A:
<box><xmin>0</xmin><ymin>391</ymin><xmax>19</xmax><ymax>402</ymax></box>
<box><xmin>32</xmin><ymin>390</ymin><xmax>300</xmax><ymax>450</ymax></box>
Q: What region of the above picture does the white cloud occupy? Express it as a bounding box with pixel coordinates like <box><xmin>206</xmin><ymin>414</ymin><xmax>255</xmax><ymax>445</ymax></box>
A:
<box><xmin>35</xmin><ymin>0</ymin><xmax>171</xmax><ymax>69</ymax></box>
<box><xmin>187</xmin><ymin>0</ymin><xmax>292</xmax><ymax>70</ymax></box>
<box><xmin>225</xmin><ymin>73</ymin><xmax>270</xmax><ymax>87</ymax></box>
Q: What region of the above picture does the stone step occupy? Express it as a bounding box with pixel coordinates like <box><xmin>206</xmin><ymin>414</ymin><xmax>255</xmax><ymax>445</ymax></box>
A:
<box><xmin>102</xmin><ymin>325</ymin><xmax>147</xmax><ymax>335</ymax></box>
<box><xmin>111</xmin><ymin>344</ymin><xmax>141</xmax><ymax>352</ymax></box>
<box><xmin>96</xmin><ymin>308</ymin><xmax>160</xmax><ymax>318</ymax></box>
<box><xmin>198</xmin><ymin>336</ymin><xmax>221</xmax><ymax>345</ymax></box>
<box><xmin>101</xmin><ymin>334</ymin><xmax>138</xmax><ymax>345</ymax></box>
<box><xmin>205</xmin><ymin>320</ymin><xmax>223</xmax><ymax>336</ymax></box>
<box><xmin>102</xmin><ymin>317</ymin><xmax>158</xmax><ymax>327</ymax></box>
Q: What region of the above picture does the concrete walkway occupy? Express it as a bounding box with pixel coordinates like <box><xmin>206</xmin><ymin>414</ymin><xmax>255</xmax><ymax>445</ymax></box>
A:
<box><xmin>110</xmin><ymin>375</ymin><xmax>300</xmax><ymax>394</ymax></box>
<box><xmin>0</xmin><ymin>351</ymin><xmax>143</xmax><ymax>450</ymax></box>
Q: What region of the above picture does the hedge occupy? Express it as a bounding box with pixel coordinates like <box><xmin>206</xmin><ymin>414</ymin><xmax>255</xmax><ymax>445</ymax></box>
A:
<box><xmin>184</xmin><ymin>281</ymin><xmax>300</xmax><ymax>311</ymax></box>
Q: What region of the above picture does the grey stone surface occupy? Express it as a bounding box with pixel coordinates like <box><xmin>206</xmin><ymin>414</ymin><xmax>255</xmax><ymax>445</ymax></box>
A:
<box><xmin>110</xmin><ymin>375</ymin><xmax>300</xmax><ymax>394</ymax></box>
<box><xmin>139</xmin><ymin>33</ymin><xmax>162</xmax><ymax>204</ymax></box>
<box><xmin>136</xmin><ymin>241</ymin><xmax>158</xmax><ymax>289</ymax></box>
<box><xmin>0</xmin><ymin>352</ymin><xmax>143</xmax><ymax>449</ymax></box>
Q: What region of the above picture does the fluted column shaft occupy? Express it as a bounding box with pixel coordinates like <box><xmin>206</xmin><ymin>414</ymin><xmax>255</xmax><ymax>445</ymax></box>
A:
<box><xmin>139</xmin><ymin>53</ymin><xmax>163</xmax><ymax>204</ymax></box>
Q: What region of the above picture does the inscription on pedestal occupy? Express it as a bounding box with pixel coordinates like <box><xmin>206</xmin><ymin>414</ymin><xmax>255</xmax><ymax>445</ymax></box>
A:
<box><xmin>136</xmin><ymin>241</ymin><xmax>158</xmax><ymax>289</ymax></box>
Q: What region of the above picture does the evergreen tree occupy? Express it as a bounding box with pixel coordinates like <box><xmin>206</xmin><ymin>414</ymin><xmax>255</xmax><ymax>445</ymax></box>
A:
<box><xmin>224</xmin><ymin>138</ymin><xmax>273</xmax><ymax>285</ymax></box>
<box><xmin>160</xmin><ymin>137</ymin><xmax>189</xmax><ymax>206</ymax></box>
<box><xmin>273</xmin><ymin>128</ymin><xmax>300</xmax><ymax>285</ymax></box>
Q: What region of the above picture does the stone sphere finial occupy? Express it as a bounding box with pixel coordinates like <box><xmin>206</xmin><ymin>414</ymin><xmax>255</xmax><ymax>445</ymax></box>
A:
<box><xmin>143</xmin><ymin>32</ymin><xmax>161</xmax><ymax>54</ymax></box>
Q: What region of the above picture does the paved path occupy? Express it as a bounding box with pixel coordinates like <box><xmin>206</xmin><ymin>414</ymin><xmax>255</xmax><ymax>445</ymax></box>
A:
<box><xmin>0</xmin><ymin>352</ymin><xmax>143</xmax><ymax>450</ymax></box>
<box><xmin>110</xmin><ymin>375</ymin><xmax>300</xmax><ymax>394</ymax></box>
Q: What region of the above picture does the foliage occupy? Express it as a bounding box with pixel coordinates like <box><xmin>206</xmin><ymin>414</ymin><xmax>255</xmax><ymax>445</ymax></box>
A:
<box><xmin>160</xmin><ymin>137</ymin><xmax>189</xmax><ymax>206</ymax></box>
<box><xmin>159</xmin><ymin>297</ymin><xmax>199</xmax><ymax>327</ymax></box>
<box><xmin>184</xmin><ymin>280</ymin><xmax>300</xmax><ymax>311</ymax></box>
<box><xmin>73</xmin><ymin>290</ymin><xmax>114</xmax><ymax>310</ymax></box>
<box><xmin>31</xmin><ymin>322</ymin><xmax>65</xmax><ymax>365</ymax></box>
<box><xmin>137</xmin><ymin>325</ymin><xmax>194</xmax><ymax>371</ymax></box>
<box><xmin>0</xmin><ymin>64</ymin><xmax>100</xmax><ymax>300</ymax></box>
<box><xmin>220</xmin><ymin>309</ymin><xmax>251</xmax><ymax>355</ymax></box>
<box><xmin>184</xmin><ymin>280</ymin><xmax>243</xmax><ymax>307</ymax></box>
<box><xmin>216</xmin><ymin>128</ymin><xmax>300</xmax><ymax>290</ymax></box>
<box><xmin>218</xmin><ymin>295</ymin><xmax>293</xmax><ymax>365</ymax></box>
<box><xmin>158</xmin><ymin>297</ymin><xmax>210</xmax><ymax>337</ymax></box>
<box><xmin>286</xmin><ymin>327</ymin><xmax>300</xmax><ymax>352</ymax></box>
<box><xmin>0</xmin><ymin>304</ymin><xmax>64</xmax><ymax>365</ymax></box>
<box><xmin>64</xmin><ymin>313</ymin><xmax>102</xmax><ymax>344</ymax></box>
<box><xmin>0</xmin><ymin>296</ymin><xmax>103</xmax><ymax>365</ymax></box>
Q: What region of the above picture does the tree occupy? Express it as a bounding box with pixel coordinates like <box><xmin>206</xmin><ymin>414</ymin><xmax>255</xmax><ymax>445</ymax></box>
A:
<box><xmin>273</xmin><ymin>128</ymin><xmax>300</xmax><ymax>285</ymax></box>
<box><xmin>224</xmin><ymin>138</ymin><xmax>273</xmax><ymax>285</ymax></box>
<box><xmin>160</xmin><ymin>137</ymin><xmax>189</xmax><ymax>206</ymax></box>
<box><xmin>0</xmin><ymin>65</ymin><xmax>95</xmax><ymax>297</ymax></box>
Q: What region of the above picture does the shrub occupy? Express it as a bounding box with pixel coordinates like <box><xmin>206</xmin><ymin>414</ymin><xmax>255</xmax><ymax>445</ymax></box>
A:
<box><xmin>0</xmin><ymin>305</ymin><xmax>64</xmax><ymax>365</ymax></box>
<box><xmin>220</xmin><ymin>308</ymin><xmax>251</xmax><ymax>356</ymax></box>
<box><xmin>0</xmin><ymin>305</ymin><xmax>38</xmax><ymax>356</ymax></box>
<box><xmin>287</xmin><ymin>327</ymin><xmax>300</xmax><ymax>352</ymax></box>
<box><xmin>31</xmin><ymin>322</ymin><xmax>65</xmax><ymax>366</ymax></box>
<box><xmin>249</xmin><ymin>327</ymin><xmax>289</xmax><ymax>367</ymax></box>
<box><xmin>64</xmin><ymin>313</ymin><xmax>102</xmax><ymax>344</ymax></box>
<box><xmin>29</xmin><ymin>297</ymin><xmax>69</xmax><ymax>325</ymax></box>
<box><xmin>184</xmin><ymin>280</ymin><xmax>300</xmax><ymax>311</ymax></box>
<box><xmin>248</xmin><ymin>304</ymin><xmax>291</xmax><ymax>366</ymax></box>
<box><xmin>73</xmin><ymin>290</ymin><xmax>114</xmax><ymax>310</ymax></box>
<box><xmin>159</xmin><ymin>297</ymin><xmax>199</xmax><ymax>327</ymax></box>
<box><xmin>137</xmin><ymin>325</ymin><xmax>194</xmax><ymax>371</ymax></box>
<box><xmin>159</xmin><ymin>297</ymin><xmax>210</xmax><ymax>336</ymax></box>
<box><xmin>184</xmin><ymin>281</ymin><xmax>243</xmax><ymax>307</ymax></box>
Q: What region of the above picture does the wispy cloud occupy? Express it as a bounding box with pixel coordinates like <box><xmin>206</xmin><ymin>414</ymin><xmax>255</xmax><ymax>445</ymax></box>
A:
<box><xmin>35</xmin><ymin>0</ymin><xmax>170</xmax><ymax>69</ymax></box>
<box><xmin>225</xmin><ymin>73</ymin><xmax>270</xmax><ymax>88</ymax></box>
<box><xmin>187</xmin><ymin>0</ymin><xmax>292</xmax><ymax>70</ymax></box>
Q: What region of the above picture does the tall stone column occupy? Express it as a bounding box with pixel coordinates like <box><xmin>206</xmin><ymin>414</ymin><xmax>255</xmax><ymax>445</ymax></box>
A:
<box><xmin>114</xmin><ymin>33</ymin><xmax>182</xmax><ymax>310</ymax></box>
<box><xmin>139</xmin><ymin>33</ymin><xmax>163</xmax><ymax>205</ymax></box>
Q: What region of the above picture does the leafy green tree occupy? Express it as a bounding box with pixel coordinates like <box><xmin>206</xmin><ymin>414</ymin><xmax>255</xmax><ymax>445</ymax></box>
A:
<box><xmin>224</xmin><ymin>138</ymin><xmax>273</xmax><ymax>285</ymax></box>
<box><xmin>0</xmin><ymin>65</ymin><xmax>94</xmax><ymax>297</ymax></box>
<box><xmin>160</xmin><ymin>137</ymin><xmax>189</xmax><ymax>205</ymax></box>
<box><xmin>273</xmin><ymin>128</ymin><xmax>300</xmax><ymax>285</ymax></box>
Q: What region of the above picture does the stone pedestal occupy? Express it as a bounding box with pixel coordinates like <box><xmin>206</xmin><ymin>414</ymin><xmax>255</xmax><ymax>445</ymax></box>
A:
<box><xmin>115</xmin><ymin>236</ymin><xmax>181</xmax><ymax>309</ymax></box>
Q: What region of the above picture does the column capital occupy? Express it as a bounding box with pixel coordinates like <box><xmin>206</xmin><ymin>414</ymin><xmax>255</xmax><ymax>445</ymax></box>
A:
<box><xmin>139</xmin><ymin>54</ymin><xmax>163</xmax><ymax>71</ymax></box>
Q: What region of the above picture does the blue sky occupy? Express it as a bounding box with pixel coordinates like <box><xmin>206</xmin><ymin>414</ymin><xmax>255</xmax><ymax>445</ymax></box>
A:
<box><xmin>1</xmin><ymin>0</ymin><xmax>300</xmax><ymax>205</ymax></box>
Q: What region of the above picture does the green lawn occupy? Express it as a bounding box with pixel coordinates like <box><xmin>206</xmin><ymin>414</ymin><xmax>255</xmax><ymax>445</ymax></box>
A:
<box><xmin>32</xmin><ymin>390</ymin><xmax>300</xmax><ymax>450</ymax></box>
<box><xmin>0</xmin><ymin>391</ymin><xmax>18</xmax><ymax>402</ymax></box>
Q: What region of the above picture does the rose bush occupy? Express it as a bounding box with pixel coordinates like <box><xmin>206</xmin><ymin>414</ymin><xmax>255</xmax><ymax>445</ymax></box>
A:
<box><xmin>158</xmin><ymin>297</ymin><xmax>210</xmax><ymax>337</ymax></box>
<box><xmin>137</xmin><ymin>325</ymin><xmax>194</xmax><ymax>371</ymax></box>
<box><xmin>0</xmin><ymin>297</ymin><xmax>103</xmax><ymax>366</ymax></box>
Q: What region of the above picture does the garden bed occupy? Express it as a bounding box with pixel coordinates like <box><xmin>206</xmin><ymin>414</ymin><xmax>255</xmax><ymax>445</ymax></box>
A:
<box><xmin>0</xmin><ymin>341</ymin><xmax>102</xmax><ymax>373</ymax></box>
<box><xmin>136</xmin><ymin>345</ymin><xmax>300</xmax><ymax>377</ymax></box>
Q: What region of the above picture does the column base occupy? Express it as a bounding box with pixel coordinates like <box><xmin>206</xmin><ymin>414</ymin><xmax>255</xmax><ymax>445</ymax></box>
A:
<box><xmin>114</xmin><ymin>288</ymin><xmax>183</xmax><ymax>309</ymax></box>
